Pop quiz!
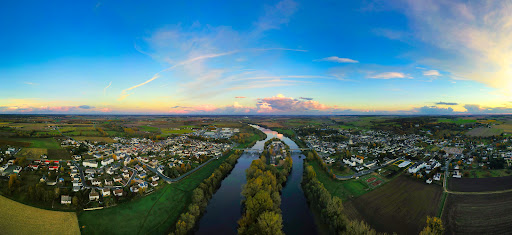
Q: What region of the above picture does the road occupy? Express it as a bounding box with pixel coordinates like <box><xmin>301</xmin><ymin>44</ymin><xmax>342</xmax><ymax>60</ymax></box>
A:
<box><xmin>73</xmin><ymin>161</ymin><xmax>137</xmax><ymax>190</ymax></box>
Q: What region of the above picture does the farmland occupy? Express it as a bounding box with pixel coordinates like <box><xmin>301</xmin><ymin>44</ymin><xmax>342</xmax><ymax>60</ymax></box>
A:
<box><xmin>73</xmin><ymin>136</ymin><xmax>116</xmax><ymax>143</ymax></box>
<box><xmin>448</xmin><ymin>175</ymin><xmax>512</xmax><ymax>192</ymax></box>
<box><xmin>466</xmin><ymin>127</ymin><xmax>503</xmax><ymax>136</ymax></box>
<box><xmin>345</xmin><ymin>176</ymin><xmax>443</xmax><ymax>234</ymax></box>
<box><xmin>78</xmin><ymin>152</ymin><xmax>234</xmax><ymax>234</ymax></box>
<box><xmin>0</xmin><ymin>137</ymin><xmax>62</xmax><ymax>149</ymax></box>
<box><xmin>466</xmin><ymin>168</ymin><xmax>512</xmax><ymax>178</ymax></box>
<box><xmin>18</xmin><ymin>148</ymin><xmax>47</xmax><ymax>158</ymax></box>
<box><xmin>443</xmin><ymin>192</ymin><xmax>512</xmax><ymax>234</ymax></box>
<box><xmin>161</xmin><ymin>128</ymin><xmax>194</xmax><ymax>136</ymax></box>
<box><xmin>436</xmin><ymin>118</ymin><xmax>477</xmax><ymax>125</ymax></box>
<box><xmin>0</xmin><ymin>195</ymin><xmax>80</xmax><ymax>235</ymax></box>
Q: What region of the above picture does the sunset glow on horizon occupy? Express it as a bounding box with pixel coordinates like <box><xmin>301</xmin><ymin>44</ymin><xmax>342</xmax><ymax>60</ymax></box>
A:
<box><xmin>2</xmin><ymin>0</ymin><xmax>512</xmax><ymax>115</ymax></box>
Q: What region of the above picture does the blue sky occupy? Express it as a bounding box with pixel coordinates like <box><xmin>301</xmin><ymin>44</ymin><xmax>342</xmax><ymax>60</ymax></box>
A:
<box><xmin>1</xmin><ymin>0</ymin><xmax>512</xmax><ymax>114</ymax></box>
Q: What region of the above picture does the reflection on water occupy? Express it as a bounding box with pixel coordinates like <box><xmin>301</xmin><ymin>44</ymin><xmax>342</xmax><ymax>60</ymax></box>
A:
<box><xmin>196</xmin><ymin>125</ymin><xmax>318</xmax><ymax>235</ymax></box>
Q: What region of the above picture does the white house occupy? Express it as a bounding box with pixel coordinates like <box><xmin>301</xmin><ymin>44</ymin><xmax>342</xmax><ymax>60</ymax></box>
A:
<box><xmin>114</xmin><ymin>189</ymin><xmax>123</xmax><ymax>197</ymax></box>
<box><xmin>61</xmin><ymin>195</ymin><xmax>72</xmax><ymax>205</ymax></box>
<box><xmin>343</xmin><ymin>158</ymin><xmax>356</xmax><ymax>167</ymax></box>
<box><xmin>101</xmin><ymin>158</ymin><xmax>114</xmax><ymax>166</ymax></box>
<box><xmin>101</xmin><ymin>188</ymin><xmax>110</xmax><ymax>197</ymax></box>
<box><xmin>83</xmin><ymin>160</ymin><xmax>98</xmax><ymax>168</ymax></box>
<box><xmin>433</xmin><ymin>173</ymin><xmax>441</xmax><ymax>181</ymax></box>
<box><xmin>89</xmin><ymin>189</ymin><xmax>100</xmax><ymax>201</ymax></box>
<box><xmin>408</xmin><ymin>162</ymin><xmax>427</xmax><ymax>174</ymax></box>
<box><xmin>351</xmin><ymin>156</ymin><xmax>364</xmax><ymax>164</ymax></box>
<box><xmin>91</xmin><ymin>179</ymin><xmax>101</xmax><ymax>186</ymax></box>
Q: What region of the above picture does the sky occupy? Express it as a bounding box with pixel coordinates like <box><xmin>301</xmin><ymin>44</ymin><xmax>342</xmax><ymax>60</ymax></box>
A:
<box><xmin>1</xmin><ymin>0</ymin><xmax>512</xmax><ymax>115</ymax></box>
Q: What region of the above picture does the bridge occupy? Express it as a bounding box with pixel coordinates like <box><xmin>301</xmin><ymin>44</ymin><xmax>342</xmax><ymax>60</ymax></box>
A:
<box><xmin>239</xmin><ymin>148</ymin><xmax>310</xmax><ymax>154</ymax></box>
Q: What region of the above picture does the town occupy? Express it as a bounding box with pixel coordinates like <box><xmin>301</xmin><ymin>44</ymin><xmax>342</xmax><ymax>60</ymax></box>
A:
<box><xmin>1</xmin><ymin>129</ymin><xmax>234</xmax><ymax>209</ymax></box>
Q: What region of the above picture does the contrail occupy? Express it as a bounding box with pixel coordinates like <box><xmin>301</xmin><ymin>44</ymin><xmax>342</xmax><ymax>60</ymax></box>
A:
<box><xmin>104</xmin><ymin>81</ymin><xmax>112</xmax><ymax>95</ymax></box>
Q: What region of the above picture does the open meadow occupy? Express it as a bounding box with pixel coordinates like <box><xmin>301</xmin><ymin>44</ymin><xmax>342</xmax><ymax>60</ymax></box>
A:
<box><xmin>466</xmin><ymin>127</ymin><xmax>503</xmax><ymax>136</ymax></box>
<box><xmin>0</xmin><ymin>195</ymin><xmax>80</xmax><ymax>235</ymax></box>
<box><xmin>309</xmin><ymin>160</ymin><xmax>387</xmax><ymax>200</ymax></box>
<box><xmin>443</xmin><ymin>192</ymin><xmax>512</xmax><ymax>234</ymax></box>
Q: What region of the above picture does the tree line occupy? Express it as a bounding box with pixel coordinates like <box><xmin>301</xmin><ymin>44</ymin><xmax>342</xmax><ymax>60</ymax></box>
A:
<box><xmin>171</xmin><ymin>150</ymin><xmax>243</xmax><ymax>235</ymax></box>
<box><xmin>237</xmin><ymin>154</ymin><xmax>293</xmax><ymax>235</ymax></box>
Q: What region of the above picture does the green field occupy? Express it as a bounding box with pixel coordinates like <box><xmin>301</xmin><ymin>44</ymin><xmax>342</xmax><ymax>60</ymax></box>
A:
<box><xmin>437</xmin><ymin>118</ymin><xmax>477</xmax><ymax>125</ymax></box>
<box><xmin>332</xmin><ymin>165</ymin><xmax>355</xmax><ymax>176</ymax></box>
<box><xmin>467</xmin><ymin>169</ymin><xmax>512</xmax><ymax>178</ymax></box>
<box><xmin>78</xmin><ymin>152</ymin><xmax>234</xmax><ymax>234</ymax></box>
<box><xmin>0</xmin><ymin>195</ymin><xmax>80</xmax><ymax>235</ymax></box>
<box><xmin>309</xmin><ymin>160</ymin><xmax>385</xmax><ymax>200</ymax></box>
<box><xmin>0</xmin><ymin>138</ymin><xmax>62</xmax><ymax>149</ymax></box>
<box><xmin>161</xmin><ymin>128</ymin><xmax>194</xmax><ymax>136</ymax></box>
<box><xmin>139</xmin><ymin>125</ymin><xmax>160</xmax><ymax>132</ymax></box>
<box><xmin>466</xmin><ymin>127</ymin><xmax>503</xmax><ymax>137</ymax></box>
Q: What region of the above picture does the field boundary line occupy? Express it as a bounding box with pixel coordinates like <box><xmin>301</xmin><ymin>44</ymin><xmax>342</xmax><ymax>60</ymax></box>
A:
<box><xmin>446</xmin><ymin>188</ymin><xmax>512</xmax><ymax>195</ymax></box>
<box><xmin>137</xmin><ymin>185</ymin><xmax>172</xmax><ymax>235</ymax></box>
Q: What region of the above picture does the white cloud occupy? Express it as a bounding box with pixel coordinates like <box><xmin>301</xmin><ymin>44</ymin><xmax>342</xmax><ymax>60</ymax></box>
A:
<box><xmin>254</xmin><ymin>0</ymin><xmax>298</xmax><ymax>33</ymax></box>
<box><xmin>315</xmin><ymin>56</ymin><xmax>359</xmax><ymax>63</ymax></box>
<box><xmin>398</xmin><ymin>0</ymin><xmax>512</xmax><ymax>96</ymax></box>
<box><xmin>423</xmin><ymin>70</ymin><xmax>440</xmax><ymax>76</ymax></box>
<box><xmin>368</xmin><ymin>72</ymin><xmax>410</xmax><ymax>79</ymax></box>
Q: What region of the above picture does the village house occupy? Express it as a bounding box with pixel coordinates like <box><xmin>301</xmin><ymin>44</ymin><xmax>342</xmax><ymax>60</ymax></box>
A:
<box><xmin>114</xmin><ymin>188</ymin><xmax>123</xmax><ymax>197</ymax></box>
<box><xmin>83</xmin><ymin>160</ymin><xmax>98</xmax><ymax>168</ymax></box>
<box><xmin>101</xmin><ymin>188</ymin><xmax>110</xmax><ymax>197</ymax></box>
<box><xmin>61</xmin><ymin>195</ymin><xmax>72</xmax><ymax>205</ymax></box>
<box><xmin>91</xmin><ymin>178</ymin><xmax>101</xmax><ymax>186</ymax></box>
<box><xmin>408</xmin><ymin>161</ymin><xmax>427</xmax><ymax>174</ymax></box>
<box><xmin>89</xmin><ymin>189</ymin><xmax>100</xmax><ymax>201</ymax></box>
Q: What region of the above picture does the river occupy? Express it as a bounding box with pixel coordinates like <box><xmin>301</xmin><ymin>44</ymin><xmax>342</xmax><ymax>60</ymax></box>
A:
<box><xmin>195</xmin><ymin>125</ymin><xmax>319</xmax><ymax>234</ymax></box>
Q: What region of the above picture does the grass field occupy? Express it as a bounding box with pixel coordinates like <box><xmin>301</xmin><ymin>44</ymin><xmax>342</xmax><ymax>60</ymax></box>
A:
<box><xmin>78</xmin><ymin>152</ymin><xmax>233</xmax><ymax>234</ymax></box>
<box><xmin>0</xmin><ymin>138</ymin><xmax>32</xmax><ymax>147</ymax></box>
<box><xmin>467</xmin><ymin>169</ymin><xmax>512</xmax><ymax>178</ymax></box>
<box><xmin>161</xmin><ymin>128</ymin><xmax>194</xmax><ymax>136</ymax></box>
<box><xmin>0</xmin><ymin>137</ymin><xmax>62</xmax><ymax>149</ymax></box>
<box><xmin>139</xmin><ymin>125</ymin><xmax>160</xmax><ymax>132</ymax></box>
<box><xmin>466</xmin><ymin>127</ymin><xmax>503</xmax><ymax>136</ymax></box>
<box><xmin>0</xmin><ymin>195</ymin><xmax>80</xmax><ymax>235</ymax></box>
<box><xmin>493</xmin><ymin>123</ymin><xmax>512</xmax><ymax>133</ymax></box>
<box><xmin>18</xmin><ymin>148</ymin><xmax>48</xmax><ymax>158</ymax></box>
<box><xmin>309</xmin><ymin>160</ymin><xmax>385</xmax><ymax>200</ymax></box>
<box><xmin>345</xmin><ymin>176</ymin><xmax>443</xmax><ymax>234</ymax></box>
<box><xmin>73</xmin><ymin>136</ymin><xmax>116</xmax><ymax>143</ymax></box>
<box><xmin>437</xmin><ymin>118</ymin><xmax>477</xmax><ymax>125</ymax></box>
<box><xmin>332</xmin><ymin>166</ymin><xmax>355</xmax><ymax>176</ymax></box>
<box><xmin>443</xmin><ymin>192</ymin><xmax>512</xmax><ymax>234</ymax></box>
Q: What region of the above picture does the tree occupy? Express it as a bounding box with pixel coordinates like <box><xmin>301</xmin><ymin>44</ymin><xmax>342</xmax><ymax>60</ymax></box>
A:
<box><xmin>54</xmin><ymin>188</ymin><xmax>61</xmax><ymax>199</ymax></box>
<box><xmin>344</xmin><ymin>220</ymin><xmax>377</xmax><ymax>235</ymax></box>
<box><xmin>419</xmin><ymin>216</ymin><xmax>444</xmax><ymax>235</ymax></box>
<box><xmin>245</xmin><ymin>191</ymin><xmax>274</xmax><ymax>220</ymax></box>
<box><xmin>8</xmin><ymin>174</ymin><xmax>17</xmax><ymax>191</ymax></box>
<box><xmin>256</xmin><ymin>211</ymin><xmax>284</xmax><ymax>235</ymax></box>
<box><xmin>174</xmin><ymin>220</ymin><xmax>188</xmax><ymax>235</ymax></box>
<box><xmin>72</xmin><ymin>196</ymin><xmax>78</xmax><ymax>206</ymax></box>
